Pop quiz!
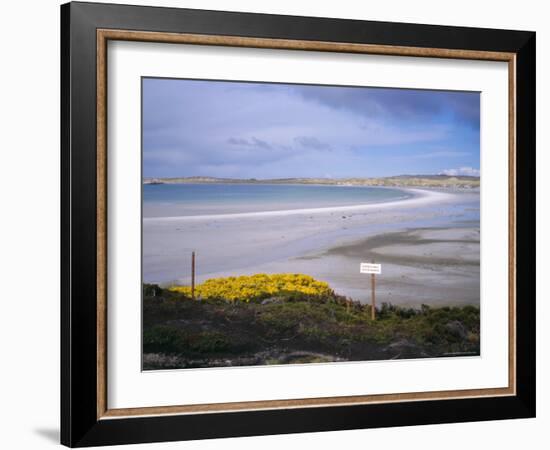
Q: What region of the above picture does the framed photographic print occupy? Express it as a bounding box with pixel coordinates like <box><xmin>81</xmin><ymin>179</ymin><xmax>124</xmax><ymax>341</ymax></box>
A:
<box><xmin>60</xmin><ymin>1</ymin><xmax>536</xmax><ymax>447</ymax></box>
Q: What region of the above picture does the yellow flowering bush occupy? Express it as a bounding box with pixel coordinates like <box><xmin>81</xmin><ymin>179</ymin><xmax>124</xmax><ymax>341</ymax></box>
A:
<box><xmin>169</xmin><ymin>273</ymin><xmax>332</xmax><ymax>303</ymax></box>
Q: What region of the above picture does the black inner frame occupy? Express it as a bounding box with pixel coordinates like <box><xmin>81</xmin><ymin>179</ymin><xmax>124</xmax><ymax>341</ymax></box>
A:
<box><xmin>61</xmin><ymin>2</ymin><xmax>536</xmax><ymax>447</ymax></box>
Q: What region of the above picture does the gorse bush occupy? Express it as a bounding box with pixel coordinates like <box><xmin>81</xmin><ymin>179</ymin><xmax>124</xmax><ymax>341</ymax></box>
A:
<box><xmin>169</xmin><ymin>273</ymin><xmax>333</xmax><ymax>302</ymax></box>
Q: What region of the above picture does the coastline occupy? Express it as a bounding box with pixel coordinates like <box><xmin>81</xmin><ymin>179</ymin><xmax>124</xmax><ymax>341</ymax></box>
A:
<box><xmin>143</xmin><ymin>187</ymin><xmax>479</xmax><ymax>307</ymax></box>
<box><xmin>143</xmin><ymin>174</ymin><xmax>480</xmax><ymax>189</ymax></box>
<box><xmin>143</xmin><ymin>188</ymin><xmax>452</xmax><ymax>222</ymax></box>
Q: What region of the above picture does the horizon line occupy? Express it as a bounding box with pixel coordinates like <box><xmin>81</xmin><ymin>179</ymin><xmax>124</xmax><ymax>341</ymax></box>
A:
<box><xmin>143</xmin><ymin>174</ymin><xmax>480</xmax><ymax>180</ymax></box>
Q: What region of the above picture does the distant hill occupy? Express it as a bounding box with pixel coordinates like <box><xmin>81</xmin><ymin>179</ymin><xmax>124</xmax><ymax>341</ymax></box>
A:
<box><xmin>143</xmin><ymin>175</ymin><xmax>479</xmax><ymax>188</ymax></box>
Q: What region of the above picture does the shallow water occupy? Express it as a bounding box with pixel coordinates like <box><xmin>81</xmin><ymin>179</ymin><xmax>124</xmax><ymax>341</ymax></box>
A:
<box><xmin>143</xmin><ymin>183</ymin><xmax>412</xmax><ymax>218</ymax></box>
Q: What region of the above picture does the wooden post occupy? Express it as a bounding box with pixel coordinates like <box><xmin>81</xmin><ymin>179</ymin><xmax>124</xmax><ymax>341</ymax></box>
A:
<box><xmin>360</xmin><ymin>260</ymin><xmax>380</xmax><ymax>320</ymax></box>
<box><xmin>191</xmin><ymin>251</ymin><xmax>196</xmax><ymax>300</ymax></box>
<box><xmin>371</xmin><ymin>273</ymin><xmax>376</xmax><ymax>320</ymax></box>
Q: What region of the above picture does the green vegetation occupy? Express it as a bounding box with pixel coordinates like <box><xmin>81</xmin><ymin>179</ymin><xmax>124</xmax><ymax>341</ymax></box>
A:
<box><xmin>169</xmin><ymin>273</ymin><xmax>332</xmax><ymax>302</ymax></box>
<box><xmin>143</xmin><ymin>277</ymin><xmax>480</xmax><ymax>370</ymax></box>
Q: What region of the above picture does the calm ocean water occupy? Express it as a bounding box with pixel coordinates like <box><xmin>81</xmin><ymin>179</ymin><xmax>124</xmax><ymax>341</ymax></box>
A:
<box><xmin>143</xmin><ymin>183</ymin><xmax>412</xmax><ymax>218</ymax></box>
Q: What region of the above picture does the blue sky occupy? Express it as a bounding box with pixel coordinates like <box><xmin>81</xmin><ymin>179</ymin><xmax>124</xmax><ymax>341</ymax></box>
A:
<box><xmin>143</xmin><ymin>78</ymin><xmax>480</xmax><ymax>179</ymax></box>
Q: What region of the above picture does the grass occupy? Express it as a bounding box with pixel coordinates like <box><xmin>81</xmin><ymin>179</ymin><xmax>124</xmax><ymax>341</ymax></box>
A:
<box><xmin>142</xmin><ymin>278</ymin><xmax>480</xmax><ymax>369</ymax></box>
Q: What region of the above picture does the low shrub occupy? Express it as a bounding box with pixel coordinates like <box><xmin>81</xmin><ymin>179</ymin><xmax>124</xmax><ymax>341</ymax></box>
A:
<box><xmin>169</xmin><ymin>273</ymin><xmax>332</xmax><ymax>303</ymax></box>
<box><xmin>143</xmin><ymin>325</ymin><xmax>230</xmax><ymax>355</ymax></box>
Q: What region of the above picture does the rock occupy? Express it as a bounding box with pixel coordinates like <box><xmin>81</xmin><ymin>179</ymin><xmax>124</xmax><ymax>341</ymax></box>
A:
<box><xmin>386</xmin><ymin>339</ymin><xmax>419</xmax><ymax>352</ymax></box>
<box><xmin>280</xmin><ymin>351</ymin><xmax>340</xmax><ymax>364</ymax></box>
<box><xmin>384</xmin><ymin>339</ymin><xmax>430</xmax><ymax>358</ymax></box>
<box><xmin>445</xmin><ymin>320</ymin><xmax>467</xmax><ymax>340</ymax></box>
<box><xmin>143</xmin><ymin>283</ymin><xmax>163</xmax><ymax>297</ymax></box>
<box><xmin>261</xmin><ymin>297</ymin><xmax>285</xmax><ymax>305</ymax></box>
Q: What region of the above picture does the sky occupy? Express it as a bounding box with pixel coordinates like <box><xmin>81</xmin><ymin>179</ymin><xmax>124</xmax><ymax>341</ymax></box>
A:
<box><xmin>143</xmin><ymin>78</ymin><xmax>480</xmax><ymax>179</ymax></box>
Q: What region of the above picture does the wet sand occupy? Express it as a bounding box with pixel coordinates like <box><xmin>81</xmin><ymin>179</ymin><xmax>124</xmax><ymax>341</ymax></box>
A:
<box><xmin>143</xmin><ymin>188</ymin><xmax>480</xmax><ymax>307</ymax></box>
<box><xmin>315</xmin><ymin>227</ymin><xmax>479</xmax><ymax>307</ymax></box>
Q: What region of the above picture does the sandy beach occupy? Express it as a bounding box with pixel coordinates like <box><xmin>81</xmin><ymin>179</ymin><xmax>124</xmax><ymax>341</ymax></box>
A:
<box><xmin>143</xmin><ymin>188</ymin><xmax>480</xmax><ymax>307</ymax></box>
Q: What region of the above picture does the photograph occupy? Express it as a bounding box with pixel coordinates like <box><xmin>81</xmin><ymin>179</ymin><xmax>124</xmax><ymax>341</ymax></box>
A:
<box><xmin>141</xmin><ymin>78</ymin><xmax>482</xmax><ymax>370</ymax></box>
<box><xmin>54</xmin><ymin>1</ymin><xmax>536</xmax><ymax>446</ymax></box>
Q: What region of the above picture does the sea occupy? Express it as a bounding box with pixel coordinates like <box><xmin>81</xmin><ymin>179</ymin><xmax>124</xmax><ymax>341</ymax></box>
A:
<box><xmin>143</xmin><ymin>183</ymin><xmax>413</xmax><ymax>218</ymax></box>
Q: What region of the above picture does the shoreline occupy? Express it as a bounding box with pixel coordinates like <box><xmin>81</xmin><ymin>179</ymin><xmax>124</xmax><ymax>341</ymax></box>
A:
<box><xmin>143</xmin><ymin>188</ymin><xmax>453</xmax><ymax>222</ymax></box>
<box><xmin>143</xmin><ymin>188</ymin><xmax>479</xmax><ymax>307</ymax></box>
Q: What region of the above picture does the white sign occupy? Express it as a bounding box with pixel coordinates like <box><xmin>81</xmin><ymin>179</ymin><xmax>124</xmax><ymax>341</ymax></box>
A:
<box><xmin>360</xmin><ymin>263</ymin><xmax>381</xmax><ymax>274</ymax></box>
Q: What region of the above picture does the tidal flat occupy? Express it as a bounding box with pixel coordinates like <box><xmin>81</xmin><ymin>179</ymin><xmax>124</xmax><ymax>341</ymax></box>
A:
<box><xmin>144</xmin><ymin>187</ymin><xmax>480</xmax><ymax>307</ymax></box>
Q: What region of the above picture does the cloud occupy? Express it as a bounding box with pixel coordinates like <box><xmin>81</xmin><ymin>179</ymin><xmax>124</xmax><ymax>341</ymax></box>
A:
<box><xmin>296</xmin><ymin>85</ymin><xmax>480</xmax><ymax>128</ymax></box>
<box><xmin>227</xmin><ymin>137</ymin><xmax>250</xmax><ymax>146</ymax></box>
<box><xmin>142</xmin><ymin>78</ymin><xmax>480</xmax><ymax>178</ymax></box>
<box><xmin>227</xmin><ymin>137</ymin><xmax>272</xmax><ymax>150</ymax></box>
<box><xmin>440</xmin><ymin>167</ymin><xmax>480</xmax><ymax>176</ymax></box>
<box><xmin>294</xmin><ymin>136</ymin><xmax>332</xmax><ymax>150</ymax></box>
